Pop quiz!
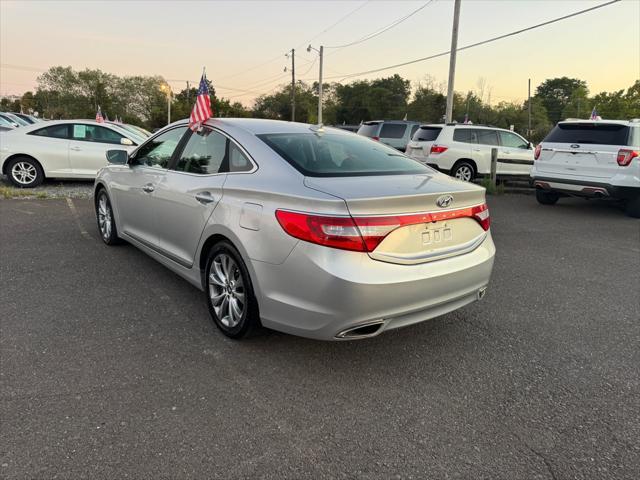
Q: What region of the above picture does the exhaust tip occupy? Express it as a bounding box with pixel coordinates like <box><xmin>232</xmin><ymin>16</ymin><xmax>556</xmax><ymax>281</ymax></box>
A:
<box><xmin>335</xmin><ymin>320</ymin><xmax>384</xmax><ymax>339</ymax></box>
<box><xmin>477</xmin><ymin>286</ymin><xmax>488</xmax><ymax>300</ymax></box>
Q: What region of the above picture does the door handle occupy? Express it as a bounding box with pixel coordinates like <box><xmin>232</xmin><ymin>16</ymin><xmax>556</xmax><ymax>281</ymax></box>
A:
<box><xmin>142</xmin><ymin>184</ymin><xmax>155</xmax><ymax>193</ymax></box>
<box><xmin>70</xmin><ymin>146</ymin><xmax>81</xmax><ymax>151</ymax></box>
<box><xmin>195</xmin><ymin>191</ymin><xmax>215</xmax><ymax>204</ymax></box>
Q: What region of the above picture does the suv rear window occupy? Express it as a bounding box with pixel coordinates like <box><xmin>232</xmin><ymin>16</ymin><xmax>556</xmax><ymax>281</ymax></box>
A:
<box><xmin>357</xmin><ymin>123</ymin><xmax>380</xmax><ymax>138</ymax></box>
<box><xmin>413</xmin><ymin>127</ymin><xmax>441</xmax><ymax>142</ymax></box>
<box><xmin>258</xmin><ymin>132</ymin><xmax>429</xmax><ymax>177</ymax></box>
<box><xmin>544</xmin><ymin>123</ymin><xmax>630</xmax><ymax>145</ymax></box>
<box><xmin>379</xmin><ymin>123</ymin><xmax>407</xmax><ymax>139</ymax></box>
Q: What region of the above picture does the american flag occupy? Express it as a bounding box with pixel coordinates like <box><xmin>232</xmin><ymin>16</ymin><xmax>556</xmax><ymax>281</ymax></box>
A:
<box><xmin>590</xmin><ymin>107</ymin><xmax>598</xmax><ymax>120</ymax></box>
<box><xmin>96</xmin><ymin>106</ymin><xmax>104</xmax><ymax>123</ymax></box>
<box><xmin>189</xmin><ymin>73</ymin><xmax>213</xmax><ymax>131</ymax></box>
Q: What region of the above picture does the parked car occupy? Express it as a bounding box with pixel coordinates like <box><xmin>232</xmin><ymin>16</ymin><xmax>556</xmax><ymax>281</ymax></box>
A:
<box><xmin>0</xmin><ymin>125</ymin><xmax>14</xmax><ymax>133</ymax></box>
<box><xmin>10</xmin><ymin>113</ymin><xmax>42</xmax><ymax>124</ymax></box>
<box><xmin>406</xmin><ymin>124</ymin><xmax>534</xmax><ymax>181</ymax></box>
<box><xmin>531</xmin><ymin>119</ymin><xmax>640</xmax><ymax>218</ymax></box>
<box><xmin>357</xmin><ymin>120</ymin><xmax>421</xmax><ymax>152</ymax></box>
<box><xmin>332</xmin><ymin>124</ymin><xmax>360</xmax><ymax>133</ymax></box>
<box><xmin>95</xmin><ymin>118</ymin><xmax>495</xmax><ymax>341</ymax></box>
<box><xmin>0</xmin><ymin>115</ymin><xmax>17</xmax><ymax>129</ymax></box>
<box><xmin>0</xmin><ymin>120</ymin><xmax>141</xmax><ymax>187</ymax></box>
<box><xmin>106</xmin><ymin>121</ymin><xmax>152</xmax><ymax>138</ymax></box>
<box><xmin>0</xmin><ymin>112</ymin><xmax>29</xmax><ymax>128</ymax></box>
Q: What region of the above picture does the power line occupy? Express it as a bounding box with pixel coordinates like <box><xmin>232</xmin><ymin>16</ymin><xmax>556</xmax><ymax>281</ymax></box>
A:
<box><xmin>325</xmin><ymin>0</ymin><xmax>435</xmax><ymax>50</ymax></box>
<box><xmin>324</xmin><ymin>0</ymin><xmax>621</xmax><ymax>81</ymax></box>
<box><xmin>300</xmin><ymin>0</ymin><xmax>372</xmax><ymax>47</ymax></box>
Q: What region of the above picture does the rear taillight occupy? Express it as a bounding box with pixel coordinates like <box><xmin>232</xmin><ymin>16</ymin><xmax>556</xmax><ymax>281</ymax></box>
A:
<box><xmin>371</xmin><ymin>136</ymin><xmax>380</xmax><ymax>141</ymax></box>
<box><xmin>617</xmin><ymin>149</ymin><xmax>638</xmax><ymax>166</ymax></box>
<box><xmin>276</xmin><ymin>204</ymin><xmax>490</xmax><ymax>253</ymax></box>
<box><xmin>430</xmin><ymin>144</ymin><xmax>448</xmax><ymax>154</ymax></box>
<box><xmin>534</xmin><ymin>144</ymin><xmax>542</xmax><ymax>160</ymax></box>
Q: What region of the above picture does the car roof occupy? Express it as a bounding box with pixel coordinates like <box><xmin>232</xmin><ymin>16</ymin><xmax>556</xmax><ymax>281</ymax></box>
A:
<box><xmin>195</xmin><ymin>118</ymin><xmax>353</xmax><ymax>136</ymax></box>
<box><xmin>13</xmin><ymin>119</ymin><xmax>142</xmax><ymax>137</ymax></box>
<box><xmin>558</xmin><ymin>119</ymin><xmax>635</xmax><ymax>126</ymax></box>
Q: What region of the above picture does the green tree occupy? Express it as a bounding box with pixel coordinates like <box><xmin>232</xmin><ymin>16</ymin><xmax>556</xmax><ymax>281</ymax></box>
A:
<box><xmin>535</xmin><ymin>77</ymin><xmax>587</xmax><ymax>124</ymax></box>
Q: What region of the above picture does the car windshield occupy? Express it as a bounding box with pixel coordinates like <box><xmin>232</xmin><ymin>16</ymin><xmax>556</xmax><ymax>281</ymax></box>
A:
<box><xmin>258</xmin><ymin>132</ymin><xmax>431</xmax><ymax>177</ymax></box>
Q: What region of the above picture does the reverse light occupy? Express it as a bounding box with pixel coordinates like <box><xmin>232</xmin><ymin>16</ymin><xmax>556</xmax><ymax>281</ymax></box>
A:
<box><xmin>534</xmin><ymin>144</ymin><xmax>542</xmax><ymax>160</ymax></box>
<box><xmin>276</xmin><ymin>204</ymin><xmax>490</xmax><ymax>253</ymax></box>
<box><xmin>617</xmin><ymin>149</ymin><xmax>638</xmax><ymax>167</ymax></box>
<box><xmin>430</xmin><ymin>144</ymin><xmax>448</xmax><ymax>155</ymax></box>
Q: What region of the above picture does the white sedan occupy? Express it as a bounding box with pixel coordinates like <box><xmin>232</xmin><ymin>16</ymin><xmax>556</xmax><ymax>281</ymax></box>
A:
<box><xmin>0</xmin><ymin>120</ymin><xmax>144</xmax><ymax>187</ymax></box>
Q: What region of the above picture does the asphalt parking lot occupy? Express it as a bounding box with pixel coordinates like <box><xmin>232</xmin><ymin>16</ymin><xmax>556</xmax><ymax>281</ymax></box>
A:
<box><xmin>1</xmin><ymin>194</ymin><xmax>639</xmax><ymax>479</ymax></box>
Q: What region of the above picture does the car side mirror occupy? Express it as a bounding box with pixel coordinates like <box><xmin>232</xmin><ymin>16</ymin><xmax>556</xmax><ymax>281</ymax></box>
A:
<box><xmin>106</xmin><ymin>149</ymin><xmax>129</xmax><ymax>165</ymax></box>
<box><xmin>120</xmin><ymin>137</ymin><xmax>134</xmax><ymax>146</ymax></box>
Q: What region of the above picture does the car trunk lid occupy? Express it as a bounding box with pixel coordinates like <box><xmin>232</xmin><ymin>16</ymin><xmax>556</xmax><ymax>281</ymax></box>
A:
<box><xmin>304</xmin><ymin>173</ymin><xmax>488</xmax><ymax>264</ymax></box>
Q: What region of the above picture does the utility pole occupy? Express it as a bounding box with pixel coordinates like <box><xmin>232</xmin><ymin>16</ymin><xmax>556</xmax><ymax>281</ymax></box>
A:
<box><xmin>286</xmin><ymin>49</ymin><xmax>296</xmax><ymax>122</ymax></box>
<box><xmin>445</xmin><ymin>0</ymin><xmax>461</xmax><ymax>123</ymax></box>
<box><xmin>307</xmin><ymin>44</ymin><xmax>324</xmax><ymax>125</ymax></box>
<box><xmin>527</xmin><ymin>78</ymin><xmax>532</xmax><ymax>137</ymax></box>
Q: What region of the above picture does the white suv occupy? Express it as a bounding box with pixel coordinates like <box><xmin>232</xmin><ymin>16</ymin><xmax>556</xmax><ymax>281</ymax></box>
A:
<box><xmin>531</xmin><ymin>119</ymin><xmax>640</xmax><ymax>218</ymax></box>
<box><xmin>406</xmin><ymin>124</ymin><xmax>534</xmax><ymax>181</ymax></box>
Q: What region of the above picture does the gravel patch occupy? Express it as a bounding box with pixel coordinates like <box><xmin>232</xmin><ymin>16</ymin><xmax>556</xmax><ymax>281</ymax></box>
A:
<box><xmin>0</xmin><ymin>175</ymin><xmax>94</xmax><ymax>199</ymax></box>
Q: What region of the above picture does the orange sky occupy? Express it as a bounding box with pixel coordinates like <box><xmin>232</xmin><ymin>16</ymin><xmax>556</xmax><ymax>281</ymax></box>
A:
<box><xmin>1</xmin><ymin>0</ymin><xmax>638</xmax><ymax>105</ymax></box>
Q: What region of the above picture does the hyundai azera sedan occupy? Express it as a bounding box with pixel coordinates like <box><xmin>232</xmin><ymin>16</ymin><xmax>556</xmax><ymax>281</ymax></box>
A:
<box><xmin>0</xmin><ymin>120</ymin><xmax>143</xmax><ymax>187</ymax></box>
<box><xmin>94</xmin><ymin>118</ymin><xmax>495</xmax><ymax>340</ymax></box>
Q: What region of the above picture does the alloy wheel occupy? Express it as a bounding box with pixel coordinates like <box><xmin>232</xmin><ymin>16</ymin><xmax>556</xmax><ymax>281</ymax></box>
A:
<box><xmin>11</xmin><ymin>162</ymin><xmax>37</xmax><ymax>185</ymax></box>
<box><xmin>97</xmin><ymin>194</ymin><xmax>113</xmax><ymax>240</ymax></box>
<box><xmin>208</xmin><ymin>253</ymin><xmax>246</xmax><ymax>328</ymax></box>
<box><xmin>454</xmin><ymin>165</ymin><xmax>473</xmax><ymax>182</ymax></box>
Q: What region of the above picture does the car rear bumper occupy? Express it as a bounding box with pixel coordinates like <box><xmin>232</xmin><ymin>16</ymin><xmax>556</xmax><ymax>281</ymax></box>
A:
<box><xmin>531</xmin><ymin>176</ymin><xmax>640</xmax><ymax>200</ymax></box>
<box><xmin>251</xmin><ymin>233</ymin><xmax>496</xmax><ymax>340</ymax></box>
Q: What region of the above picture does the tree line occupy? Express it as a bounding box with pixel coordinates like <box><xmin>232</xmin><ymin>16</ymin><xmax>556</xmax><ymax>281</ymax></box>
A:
<box><xmin>2</xmin><ymin>66</ymin><xmax>638</xmax><ymax>141</ymax></box>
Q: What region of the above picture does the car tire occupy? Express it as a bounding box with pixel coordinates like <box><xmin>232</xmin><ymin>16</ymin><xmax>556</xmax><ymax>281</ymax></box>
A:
<box><xmin>451</xmin><ymin>161</ymin><xmax>475</xmax><ymax>182</ymax></box>
<box><xmin>535</xmin><ymin>189</ymin><xmax>560</xmax><ymax>205</ymax></box>
<box><xmin>205</xmin><ymin>241</ymin><xmax>260</xmax><ymax>339</ymax></box>
<box><xmin>624</xmin><ymin>196</ymin><xmax>640</xmax><ymax>218</ymax></box>
<box><xmin>95</xmin><ymin>189</ymin><xmax>122</xmax><ymax>245</ymax></box>
<box><xmin>6</xmin><ymin>156</ymin><xmax>44</xmax><ymax>188</ymax></box>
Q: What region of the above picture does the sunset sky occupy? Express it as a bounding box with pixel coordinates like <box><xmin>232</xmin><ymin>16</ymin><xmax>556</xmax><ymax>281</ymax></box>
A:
<box><xmin>1</xmin><ymin>0</ymin><xmax>638</xmax><ymax>105</ymax></box>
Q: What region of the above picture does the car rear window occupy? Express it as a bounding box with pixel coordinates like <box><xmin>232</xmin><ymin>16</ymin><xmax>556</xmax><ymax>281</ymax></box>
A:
<box><xmin>258</xmin><ymin>132</ymin><xmax>430</xmax><ymax>177</ymax></box>
<box><xmin>357</xmin><ymin>122</ymin><xmax>380</xmax><ymax>137</ymax></box>
<box><xmin>544</xmin><ymin>123</ymin><xmax>630</xmax><ymax>145</ymax></box>
<box><xmin>413</xmin><ymin>126</ymin><xmax>441</xmax><ymax>142</ymax></box>
<box><xmin>379</xmin><ymin>123</ymin><xmax>407</xmax><ymax>139</ymax></box>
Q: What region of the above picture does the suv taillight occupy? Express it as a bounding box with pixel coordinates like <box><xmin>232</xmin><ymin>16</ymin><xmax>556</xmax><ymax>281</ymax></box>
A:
<box><xmin>430</xmin><ymin>145</ymin><xmax>448</xmax><ymax>154</ymax></box>
<box><xmin>534</xmin><ymin>144</ymin><xmax>542</xmax><ymax>160</ymax></box>
<box><xmin>275</xmin><ymin>205</ymin><xmax>490</xmax><ymax>253</ymax></box>
<box><xmin>617</xmin><ymin>149</ymin><xmax>638</xmax><ymax>166</ymax></box>
<box><xmin>371</xmin><ymin>136</ymin><xmax>380</xmax><ymax>141</ymax></box>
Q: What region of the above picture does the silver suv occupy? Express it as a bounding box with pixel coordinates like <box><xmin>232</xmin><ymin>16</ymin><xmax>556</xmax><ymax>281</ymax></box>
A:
<box><xmin>531</xmin><ymin>119</ymin><xmax>640</xmax><ymax>217</ymax></box>
<box><xmin>357</xmin><ymin>120</ymin><xmax>421</xmax><ymax>152</ymax></box>
<box><xmin>406</xmin><ymin>124</ymin><xmax>534</xmax><ymax>181</ymax></box>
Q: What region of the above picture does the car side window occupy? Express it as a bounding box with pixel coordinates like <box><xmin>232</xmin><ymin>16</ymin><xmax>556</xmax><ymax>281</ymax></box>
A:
<box><xmin>72</xmin><ymin>124</ymin><xmax>124</xmax><ymax>145</ymax></box>
<box><xmin>499</xmin><ymin>131</ymin><xmax>528</xmax><ymax>149</ymax></box>
<box><xmin>175</xmin><ymin>128</ymin><xmax>227</xmax><ymax>175</ymax></box>
<box><xmin>453</xmin><ymin>128</ymin><xmax>478</xmax><ymax>144</ymax></box>
<box><xmin>133</xmin><ymin>126</ymin><xmax>188</xmax><ymax>169</ymax></box>
<box><xmin>379</xmin><ymin>123</ymin><xmax>406</xmax><ymax>139</ymax></box>
<box><xmin>28</xmin><ymin>124</ymin><xmax>70</xmax><ymax>139</ymax></box>
<box><xmin>475</xmin><ymin>129</ymin><xmax>499</xmax><ymax>146</ymax></box>
<box><xmin>228</xmin><ymin>142</ymin><xmax>253</xmax><ymax>173</ymax></box>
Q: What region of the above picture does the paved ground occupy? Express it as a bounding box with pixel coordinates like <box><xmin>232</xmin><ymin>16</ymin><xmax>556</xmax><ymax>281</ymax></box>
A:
<box><xmin>1</xmin><ymin>194</ymin><xmax>638</xmax><ymax>479</ymax></box>
<box><xmin>0</xmin><ymin>175</ymin><xmax>93</xmax><ymax>199</ymax></box>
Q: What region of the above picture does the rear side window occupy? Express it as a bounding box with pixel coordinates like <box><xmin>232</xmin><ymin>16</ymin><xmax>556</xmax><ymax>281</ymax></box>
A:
<box><xmin>475</xmin><ymin>129</ymin><xmax>499</xmax><ymax>146</ymax></box>
<box><xmin>413</xmin><ymin>127</ymin><xmax>442</xmax><ymax>142</ymax></box>
<box><xmin>29</xmin><ymin>124</ymin><xmax>69</xmax><ymax>139</ymax></box>
<box><xmin>357</xmin><ymin>123</ymin><xmax>380</xmax><ymax>137</ymax></box>
<box><xmin>453</xmin><ymin>128</ymin><xmax>477</xmax><ymax>144</ymax></box>
<box><xmin>258</xmin><ymin>132</ymin><xmax>429</xmax><ymax>177</ymax></box>
<box><xmin>544</xmin><ymin>123</ymin><xmax>630</xmax><ymax>145</ymax></box>
<box><xmin>379</xmin><ymin>123</ymin><xmax>407</xmax><ymax>139</ymax></box>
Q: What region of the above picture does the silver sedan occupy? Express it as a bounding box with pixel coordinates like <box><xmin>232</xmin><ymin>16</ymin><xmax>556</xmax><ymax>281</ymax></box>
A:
<box><xmin>95</xmin><ymin>119</ymin><xmax>495</xmax><ymax>340</ymax></box>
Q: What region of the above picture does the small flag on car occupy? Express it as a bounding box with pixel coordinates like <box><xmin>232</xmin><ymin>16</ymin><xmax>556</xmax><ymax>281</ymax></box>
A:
<box><xmin>590</xmin><ymin>107</ymin><xmax>598</xmax><ymax>120</ymax></box>
<box><xmin>96</xmin><ymin>106</ymin><xmax>104</xmax><ymax>123</ymax></box>
<box><xmin>189</xmin><ymin>71</ymin><xmax>213</xmax><ymax>131</ymax></box>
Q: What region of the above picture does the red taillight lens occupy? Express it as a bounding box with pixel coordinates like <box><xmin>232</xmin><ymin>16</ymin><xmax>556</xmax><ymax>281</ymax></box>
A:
<box><xmin>371</xmin><ymin>136</ymin><xmax>380</xmax><ymax>141</ymax></box>
<box><xmin>534</xmin><ymin>144</ymin><xmax>542</xmax><ymax>160</ymax></box>
<box><xmin>276</xmin><ymin>204</ymin><xmax>491</xmax><ymax>253</ymax></box>
<box><xmin>430</xmin><ymin>144</ymin><xmax>448</xmax><ymax>154</ymax></box>
<box><xmin>617</xmin><ymin>149</ymin><xmax>638</xmax><ymax>166</ymax></box>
